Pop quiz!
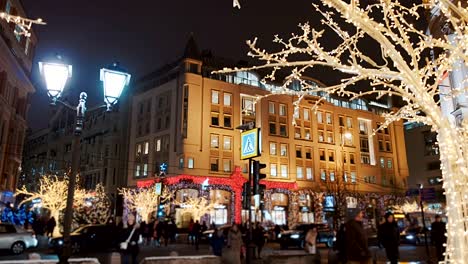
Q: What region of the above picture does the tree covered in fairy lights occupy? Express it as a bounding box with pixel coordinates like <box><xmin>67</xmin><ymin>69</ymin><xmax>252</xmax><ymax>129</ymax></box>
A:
<box><xmin>221</xmin><ymin>0</ymin><xmax>467</xmax><ymax>262</ymax></box>
<box><xmin>119</xmin><ymin>186</ymin><xmax>173</xmax><ymax>223</ymax></box>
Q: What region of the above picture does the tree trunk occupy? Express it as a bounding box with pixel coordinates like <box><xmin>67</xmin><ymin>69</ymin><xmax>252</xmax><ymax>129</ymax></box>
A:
<box><xmin>437</xmin><ymin>118</ymin><xmax>468</xmax><ymax>263</ymax></box>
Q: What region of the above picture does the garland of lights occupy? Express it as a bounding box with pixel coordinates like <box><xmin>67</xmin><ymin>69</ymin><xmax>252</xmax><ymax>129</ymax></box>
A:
<box><xmin>0</xmin><ymin>12</ymin><xmax>45</xmax><ymax>37</ymax></box>
<box><xmin>221</xmin><ymin>1</ymin><xmax>468</xmax><ymax>261</ymax></box>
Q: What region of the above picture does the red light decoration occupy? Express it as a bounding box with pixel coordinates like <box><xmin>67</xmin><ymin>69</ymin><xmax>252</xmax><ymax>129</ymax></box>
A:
<box><xmin>260</xmin><ymin>180</ymin><xmax>298</xmax><ymax>190</ymax></box>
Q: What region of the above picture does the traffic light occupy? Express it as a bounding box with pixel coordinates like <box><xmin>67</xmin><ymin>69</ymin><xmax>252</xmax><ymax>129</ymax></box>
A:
<box><xmin>242</xmin><ymin>182</ymin><xmax>251</xmax><ymax>210</ymax></box>
<box><xmin>253</xmin><ymin>160</ymin><xmax>267</xmax><ymax>195</ymax></box>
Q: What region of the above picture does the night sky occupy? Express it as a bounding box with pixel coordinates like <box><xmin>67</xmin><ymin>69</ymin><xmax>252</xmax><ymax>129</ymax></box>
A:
<box><xmin>21</xmin><ymin>0</ymin><xmax>327</xmax><ymax>130</ymax></box>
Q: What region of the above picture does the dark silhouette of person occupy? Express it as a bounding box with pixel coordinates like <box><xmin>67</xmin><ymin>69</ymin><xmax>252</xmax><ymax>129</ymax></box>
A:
<box><xmin>378</xmin><ymin>212</ymin><xmax>400</xmax><ymax>264</ymax></box>
<box><xmin>334</xmin><ymin>223</ymin><xmax>347</xmax><ymax>264</ymax></box>
<box><xmin>344</xmin><ymin>210</ymin><xmax>371</xmax><ymax>264</ymax></box>
<box><xmin>119</xmin><ymin>214</ymin><xmax>141</xmax><ymax>264</ymax></box>
<box><xmin>431</xmin><ymin>215</ymin><xmax>446</xmax><ymax>262</ymax></box>
<box><xmin>46</xmin><ymin>217</ymin><xmax>56</xmax><ymax>237</ymax></box>
<box><xmin>253</xmin><ymin>222</ymin><xmax>265</xmax><ymax>259</ymax></box>
<box><xmin>192</xmin><ymin>220</ymin><xmax>201</xmax><ymax>250</ymax></box>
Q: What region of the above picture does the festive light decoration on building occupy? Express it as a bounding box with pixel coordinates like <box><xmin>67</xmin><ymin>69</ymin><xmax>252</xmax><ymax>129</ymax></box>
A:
<box><xmin>16</xmin><ymin>175</ymin><xmax>85</xmax><ymax>236</ymax></box>
<box><xmin>233</xmin><ymin>0</ymin><xmax>240</xmax><ymax>9</ymax></box>
<box><xmin>119</xmin><ymin>186</ymin><xmax>173</xmax><ymax>223</ymax></box>
<box><xmin>0</xmin><ymin>12</ymin><xmax>45</xmax><ymax>37</ymax></box>
<box><xmin>175</xmin><ymin>196</ymin><xmax>216</xmax><ymax>222</ymax></box>
<box><xmin>74</xmin><ymin>184</ymin><xmax>111</xmax><ymax>226</ymax></box>
<box><xmin>221</xmin><ymin>1</ymin><xmax>468</xmax><ymax>262</ymax></box>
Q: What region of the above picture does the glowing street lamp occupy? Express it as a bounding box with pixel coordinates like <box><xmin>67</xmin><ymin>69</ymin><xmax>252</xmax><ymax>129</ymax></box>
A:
<box><xmin>38</xmin><ymin>57</ymin><xmax>130</xmax><ymax>261</ymax></box>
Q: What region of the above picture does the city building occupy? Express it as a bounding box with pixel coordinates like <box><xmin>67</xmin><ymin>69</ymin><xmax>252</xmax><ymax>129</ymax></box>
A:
<box><xmin>20</xmin><ymin>103</ymin><xmax>129</xmax><ymax>214</ymax></box>
<box><xmin>0</xmin><ymin>0</ymin><xmax>38</xmax><ymax>202</ymax></box>
<box><xmin>127</xmin><ymin>37</ymin><xmax>409</xmax><ymax>228</ymax></box>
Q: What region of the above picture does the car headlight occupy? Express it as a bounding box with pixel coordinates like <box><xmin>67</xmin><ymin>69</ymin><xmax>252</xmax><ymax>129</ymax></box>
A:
<box><xmin>57</xmin><ymin>240</ymin><xmax>64</xmax><ymax>245</ymax></box>
<box><xmin>406</xmin><ymin>235</ymin><xmax>415</xmax><ymax>240</ymax></box>
<box><xmin>333</xmin><ymin>237</ymin><xmax>336</xmax><ymax>241</ymax></box>
<box><xmin>291</xmin><ymin>234</ymin><xmax>300</xmax><ymax>239</ymax></box>
<box><xmin>278</xmin><ymin>234</ymin><xmax>282</xmax><ymax>238</ymax></box>
<box><xmin>208</xmin><ymin>234</ymin><xmax>212</xmax><ymax>238</ymax></box>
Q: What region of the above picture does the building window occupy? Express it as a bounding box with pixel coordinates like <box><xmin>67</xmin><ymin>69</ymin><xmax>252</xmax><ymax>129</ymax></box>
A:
<box><xmin>306</xmin><ymin>168</ymin><xmax>313</xmax><ymax>180</ymax></box>
<box><xmin>224</xmin><ymin>115</ymin><xmax>232</xmax><ymax>128</ymax></box>
<box><xmin>304</xmin><ymin>109</ymin><xmax>310</xmax><ymax>121</ymax></box>
<box><xmin>327</xmin><ymin>132</ymin><xmax>334</xmax><ymax>143</ymax></box>
<box><xmin>143</xmin><ymin>164</ymin><xmax>148</xmax><ymax>176</ymax></box>
<box><xmin>211</xmin><ymin>112</ymin><xmax>220</xmax><ymax>126</ymax></box>
<box><xmin>378</xmin><ymin>140</ymin><xmax>384</xmax><ymax>151</ymax></box>
<box><xmin>223</xmin><ymin>136</ymin><xmax>232</xmax><ymax>150</ymax></box>
<box><xmin>279</xmin><ymin>124</ymin><xmax>287</xmax><ymax>136</ymax></box>
<box><xmin>361</xmin><ymin>154</ymin><xmax>370</xmax><ymax>164</ymax></box>
<box><xmin>223</xmin><ymin>159</ymin><xmax>231</xmax><ymax>172</ymax></box>
<box><xmin>330</xmin><ymin>171</ymin><xmax>335</xmax><ymax>182</ymax></box>
<box><xmin>350</xmin><ymin>153</ymin><xmax>355</xmax><ymax>164</ymax></box>
<box><xmin>188</xmin><ymin>158</ymin><xmax>194</xmax><ymax>169</ymax></box>
<box><xmin>144</xmin><ymin>141</ymin><xmax>149</xmax><ymax>155</ymax></box>
<box><xmin>351</xmin><ymin>172</ymin><xmax>357</xmax><ymax>183</ymax></box>
<box><xmin>280</xmin><ymin>144</ymin><xmax>288</xmax><ymax>157</ymax></box>
<box><xmin>269</xmin><ymin>102</ymin><xmax>275</xmax><ymax>114</ymax></box>
<box><xmin>270</xmin><ymin>164</ymin><xmax>277</xmax><ymax>177</ymax></box>
<box><xmin>328</xmin><ymin>151</ymin><xmax>335</xmax><ymax>162</ymax></box>
<box><xmin>135</xmin><ymin>165</ymin><xmax>140</xmax><ymax>177</ymax></box>
<box><xmin>280</xmin><ymin>165</ymin><xmax>288</xmax><ymax>178</ymax></box>
<box><xmin>304</xmin><ymin>129</ymin><xmax>311</xmax><ymax>140</ymax></box>
<box><xmin>296</xmin><ymin>146</ymin><xmax>302</xmax><ymax>158</ymax></box>
<box><xmin>317</xmin><ymin>111</ymin><xmax>323</xmax><ymax>123</ymax></box>
<box><xmin>295</xmin><ymin>127</ymin><xmax>301</xmax><ymax>139</ymax></box>
<box><xmin>305</xmin><ymin>147</ymin><xmax>312</xmax><ymax>159</ymax></box>
<box><xmin>270</xmin><ymin>142</ymin><xmax>277</xmax><ymax>156</ymax></box>
<box><xmin>210</xmin><ymin>158</ymin><xmax>219</xmax><ymax>172</ymax></box>
<box><xmin>179</xmin><ymin>158</ymin><xmax>184</xmax><ymax>169</ymax></box>
<box><xmin>224</xmin><ymin>93</ymin><xmax>232</xmax><ymax>106</ymax></box>
<box><xmin>25</xmin><ymin>38</ymin><xmax>31</xmax><ymax>55</ymax></box>
<box><xmin>380</xmin><ymin>157</ymin><xmax>385</xmax><ymax>168</ymax></box>
<box><xmin>5</xmin><ymin>1</ymin><xmax>11</xmax><ymax>14</ymax></box>
<box><xmin>210</xmin><ymin>134</ymin><xmax>219</xmax><ymax>149</ymax></box>
<box><xmin>136</xmin><ymin>143</ymin><xmax>142</xmax><ymax>155</ymax></box>
<box><xmin>326</xmin><ymin>113</ymin><xmax>333</xmax><ymax>124</ymax></box>
<box><xmin>269</xmin><ymin>123</ymin><xmax>276</xmax><ymax>135</ymax></box>
<box><xmin>360</xmin><ymin>138</ymin><xmax>369</xmax><ymax>152</ymax></box>
<box><xmin>297</xmin><ymin>167</ymin><xmax>304</xmax><ymax>179</ymax></box>
<box><xmin>279</xmin><ymin>104</ymin><xmax>287</xmax><ymax>116</ymax></box>
<box><xmin>319</xmin><ymin>149</ymin><xmax>325</xmax><ymax>161</ymax></box>
<box><xmin>320</xmin><ymin>169</ymin><xmax>326</xmax><ymax>181</ymax></box>
<box><xmin>387</xmin><ymin>158</ymin><xmax>393</xmax><ymax>169</ymax></box>
<box><xmin>318</xmin><ymin>130</ymin><xmax>324</xmax><ymax>142</ymax></box>
<box><xmin>386</xmin><ymin>142</ymin><xmax>392</xmax><ymax>152</ymax></box>
<box><xmin>347</xmin><ymin>117</ymin><xmax>353</xmax><ymax>128</ymax></box>
<box><xmin>156</xmin><ymin>139</ymin><xmax>161</xmax><ymax>152</ymax></box>
<box><xmin>212</xmin><ymin>90</ymin><xmax>219</xmax><ymax>104</ymax></box>
<box><xmin>359</xmin><ymin>120</ymin><xmax>368</xmax><ymax>134</ymax></box>
<box><xmin>242</xmin><ymin>97</ymin><xmax>255</xmax><ymax>113</ymax></box>
<box><xmin>339</xmin><ymin>116</ymin><xmax>345</xmax><ymax>127</ymax></box>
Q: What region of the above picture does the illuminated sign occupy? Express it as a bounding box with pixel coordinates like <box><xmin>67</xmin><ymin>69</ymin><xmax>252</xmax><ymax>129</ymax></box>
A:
<box><xmin>241</xmin><ymin>128</ymin><xmax>260</xmax><ymax>160</ymax></box>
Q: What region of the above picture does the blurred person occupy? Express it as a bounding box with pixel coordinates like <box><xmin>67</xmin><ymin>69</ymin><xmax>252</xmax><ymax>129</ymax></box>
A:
<box><xmin>431</xmin><ymin>215</ymin><xmax>447</xmax><ymax>262</ymax></box>
<box><xmin>254</xmin><ymin>222</ymin><xmax>265</xmax><ymax>258</ymax></box>
<box><xmin>211</xmin><ymin>227</ymin><xmax>224</xmax><ymax>257</ymax></box>
<box><xmin>119</xmin><ymin>214</ymin><xmax>141</xmax><ymax>264</ymax></box>
<box><xmin>46</xmin><ymin>217</ymin><xmax>56</xmax><ymax>237</ymax></box>
<box><xmin>225</xmin><ymin>224</ymin><xmax>242</xmax><ymax>264</ymax></box>
<box><xmin>345</xmin><ymin>210</ymin><xmax>371</xmax><ymax>264</ymax></box>
<box><xmin>378</xmin><ymin>212</ymin><xmax>400</xmax><ymax>264</ymax></box>
<box><xmin>193</xmin><ymin>220</ymin><xmax>201</xmax><ymax>250</ymax></box>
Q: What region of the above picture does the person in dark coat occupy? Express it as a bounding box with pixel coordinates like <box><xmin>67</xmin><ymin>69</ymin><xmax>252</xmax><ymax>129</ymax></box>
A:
<box><xmin>192</xmin><ymin>220</ymin><xmax>201</xmax><ymax>250</ymax></box>
<box><xmin>253</xmin><ymin>222</ymin><xmax>265</xmax><ymax>259</ymax></box>
<box><xmin>119</xmin><ymin>214</ymin><xmax>141</xmax><ymax>264</ymax></box>
<box><xmin>378</xmin><ymin>212</ymin><xmax>400</xmax><ymax>264</ymax></box>
<box><xmin>334</xmin><ymin>223</ymin><xmax>347</xmax><ymax>264</ymax></box>
<box><xmin>431</xmin><ymin>215</ymin><xmax>446</xmax><ymax>262</ymax></box>
<box><xmin>46</xmin><ymin>217</ymin><xmax>56</xmax><ymax>237</ymax></box>
<box><xmin>345</xmin><ymin>210</ymin><xmax>370</xmax><ymax>264</ymax></box>
<box><xmin>211</xmin><ymin>227</ymin><xmax>224</xmax><ymax>256</ymax></box>
<box><xmin>168</xmin><ymin>219</ymin><xmax>177</xmax><ymax>243</ymax></box>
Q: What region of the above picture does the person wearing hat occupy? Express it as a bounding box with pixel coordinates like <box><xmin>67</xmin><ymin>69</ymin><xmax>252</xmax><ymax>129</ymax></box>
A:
<box><xmin>378</xmin><ymin>212</ymin><xmax>400</xmax><ymax>264</ymax></box>
<box><xmin>345</xmin><ymin>210</ymin><xmax>371</xmax><ymax>264</ymax></box>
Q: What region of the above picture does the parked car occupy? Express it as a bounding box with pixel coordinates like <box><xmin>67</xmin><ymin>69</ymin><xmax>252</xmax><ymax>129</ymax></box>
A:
<box><xmin>49</xmin><ymin>224</ymin><xmax>117</xmax><ymax>253</ymax></box>
<box><xmin>278</xmin><ymin>224</ymin><xmax>335</xmax><ymax>249</ymax></box>
<box><xmin>400</xmin><ymin>227</ymin><xmax>430</xmax><ymax>245</ymax></box>
<box><xmin>200</xmin><ymin>225</ymin><xmax>231</xmax><ymax>243</ymax></box>
<box><xmin>0</xmin><ymin>223</ymin><xmax>38</xmax><ymax>254</ymax></box>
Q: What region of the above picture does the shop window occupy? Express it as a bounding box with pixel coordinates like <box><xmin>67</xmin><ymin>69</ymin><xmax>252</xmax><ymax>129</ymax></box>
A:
<box><xmin>224</xmin><ymin>93</ymin><xmax>232</xmax><ymax>106</ymax></box>
<box><xmin>211</xmin><ymin>113</ymin><xmax>220</xmax><ymax>126</ymax></box>
<box><xmin>210</xmin><ymin>134</ymin><xmax>219</xmax><ymax>149</ymax></box>
<box><xmin>296</xmin><ymin>167</ymin><xmax>303</xmax><ymax>179</ymax></box>
<box><xmin>224</xmin><ymin>115</ymin><xmax>232</xmax><ymax>128</ymax></box>
<box><xmin>269</xmin><ymin>123</ymin><xmax>276</xmax><ymax>135</ymax></box>
<box><xmin>270</xmin><ymin>164</ymin><xmax>277</xmax><ymax>177</ymax></box>
<box><xmin>306</xmin><ymin>168</ymin><xmax>313</xmax><ymax>180</ymax></box>
<box><xmin>210</xmin><ymin>158</ymin><xmax>219</xmax><ymax>172</ymax></box>
<box><xmin>270</xmin><ymin>142</ymin><xmax>277</xmax><ymax>156</ymax></box>
<box><xmin>279</xmin><ymin>124</ymin><xmax>287</xmax><ymax>136</ymax></box>
<box><xmin>280</xmin><ymin>165</ymin><xmax>288</xmax><ymax>178</ymax></box>
<box><xmin>211</xmin><ymin>90</ymin><xmax>219</xmax><ymax>104</ymax></box>
<box><xmin>223</xmin><ymin>136</ymin><xmax>232</xmax><ymax>150</ymax></box>
<box><xmin>280</xmin><ymin>144</ymin><xmax>288</xmax><ymax>157</ymax></box>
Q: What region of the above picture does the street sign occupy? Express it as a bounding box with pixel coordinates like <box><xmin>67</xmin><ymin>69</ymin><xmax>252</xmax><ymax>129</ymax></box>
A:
<box><xmin>420</xmin><ymin>188</ymin><xmax>436</xmax><ymax>201</ymax></box>
<box><xmin>154</xmin><ymin>182</ymin><xmax>162</xmax><ymax>195</ymax></box>
<box><xmin>241</xmin><ymin>128</ymin><xmax>260</xmax><ymax>160</ymax></box>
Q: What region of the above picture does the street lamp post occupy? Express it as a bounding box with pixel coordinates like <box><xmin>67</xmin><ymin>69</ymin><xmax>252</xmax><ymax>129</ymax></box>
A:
<box><xmin>39</xmin><ymin>59</ymin><xmax>130</xmax><ymax>261</ymax></box>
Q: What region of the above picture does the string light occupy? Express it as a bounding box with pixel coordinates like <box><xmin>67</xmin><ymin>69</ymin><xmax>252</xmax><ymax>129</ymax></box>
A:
<box><xmin>0</xmin><ymin>12</ymin><xmax>45</xmax><ymax>37</ymax></box>
<box><xmin>220</xmin><ymin>0</ymin><xmax>468</xmax><ymax>262</ymax></box>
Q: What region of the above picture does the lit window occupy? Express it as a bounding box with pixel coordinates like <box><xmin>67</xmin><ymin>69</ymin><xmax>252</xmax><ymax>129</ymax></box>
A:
<box><xmin>295</xmin><ymin>127</ymin><xmax>301</xmax><ymax>139</ymax></box>
<box><xmin>318</xmin><ymin>131</ymin><xmax>324</xmax><ymax>142</ymax></box>
<box><xmin>210</xmin><ymin>134</ymin><xmax>219</xmax><ymax>148</ymax></box>
<box><xmin>326</xmin><ymin>113</ymin><xmax>333</xmax><ymax>124</ymax></box>
<box><xmin>380</xmin><ymin>157</ymin><xmax>385</xmax><ymax>168</ymax></box>
<box><xmin>296</xmin><ymin>167</ymin><xmax>303</xmax><ymax>179</ymax></box>
<box><xmin>144</xmin><ymin>142</ymin><xmax>149</xmax><ymax>154</ymax></box>
<box><xmin>317</xmin><ymin>112</ymin><xmax>323</xmax><ymax>123</ymax></box>
<box><xmin>306</xmin><ymin>168</ymin><xmax>313</xmax><ymax>180</ymax></box>
<box><xmin>224</xmin><ymin>93</ymin><xmax>232</xmax><ymax>106</ymax></box>
<box><xmin>270</xmin><ymin>142</ymin><xmax>277</xmax><ymax>156</ymax></box>
<box><xmin>156</xmin><ymin>139</ymin><xmax>161</xmax><ymax>152</ymax></box>
<box><xmin>304</xmin><ymin>129</ymin><xmax>311</xmax><ymax>140</ymax></box>
<box><xmin>330</xmin><ymin>171</ymin><xmax>335</xmax><ymax>182</ymax></box>
<box><xmin>280</xmin><ymin>144</ymin><xmax>287</xmax><ymax>157</ymax></box>
<box><xmin>351</xmin><ymin>172</ymin><xmax>357</xmax><ymax>183</ymax></box>
<box><xmin>136</xmin><ymin>144</ymin><xmax>142</xmax><ymax>155</ymax></box>
<box><xmin>303</xmin><ymin>109</ymin><xmax>310</xmax><ymax>121</ymax></box>
<box><xmin>223</xmin><ymin>159</ymin><xmax>231</xmax><ymax>172</ymax></box>
<box><xmin>143</xmin><ymin>164</ymin><xmax>148</xmax><ymax>176</ymax></box>
<box><xmin>242</xmin><ymin>97</ymin><xmax>254</xmax><ymax>112</ymax></box>
<box><xmin>14</xmin><ymin>25</ymin><xmax>21</xmax><ymax>42</ymax></box>
<box><xmin>347</xmin><ymin>117</ymin><xmax>353</xmax><ymax>128</ymax></box>
<box><xmin>223</xmin><ymin>136</ymin><xmax>232</xmax><ymax>150</ymax></box>
<box><xmin>5</xmin><ymin>1</ymin><xmax>11</xmax><ymax>14</ymax></box>
<box><xmin>270</xmin><ymin>164</ymin><xmax>277</xmax><ymax>177</ymax></box>
<box><xmin>281</xmin><ymin>165</ymin><xmax>288</xmax><ymax>178</ymax></box>
<box><xmin>135</xmin><ymin>165</ymin><xmax>140</xmax><ymax>177</ymax></box>
<box><xmin>188</xmin><ymin>158</ymin><xmax>194</xmax><ymax>169</ymax></box>
<box><xmin>279</xmin><ymin>104</ymin><xmax>287</xmax><ymax>116</ymax></box>
<box><xmin>320</xmin><ymin>169</ymin><xmax>326</xmax><ymax>181</ymax></box>
<box><xmin>387</xmin><ymin>158</ymin><xmax>393</xmax><ymax>169</ymax></box>
<box><xmin>211</xmin><ymin>90</ymin><xmax>219</xmax><ymax>104</ymax></box>
<box><xmin>327</xmin><ymin>132</ymin><xmax>334</xmax><ymax>143</ymax></box>
<box><xmin>269</xmin><ymin>102</ymin><xmax>275</xmax><ymax>114</ymax></box>
<box><xmin>179</xmin><ymin>158</ymin><xmax>184</xmax><ymax>169</ymax></box>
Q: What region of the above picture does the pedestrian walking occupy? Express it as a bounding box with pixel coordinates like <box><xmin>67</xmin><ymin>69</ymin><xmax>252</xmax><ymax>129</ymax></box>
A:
<box><xmin>119</xmin><ymin>214</ymin><xmax>141</xmax><ymax>264</ymax></box>
<box><xmin>168</xmin><ymin>219</ymin><xmax>177</xmax><ymax>243</ymax></box>
<box><xmin>431</xmin><ymin>215</ymin><xmax>446</xmax><ymax>262</ymax></box>
<box><xmin>211</xmin><ymin>227</ymin><xmax>224</xmax><ymax>257</ymax></box>
<box><xmin>224</xmin><ymin>224</ymin><xmax>242</xmax><ymax>264</ymax></box>
<box><xmin>378</xmin><ymin>212</ymin><xmax>400</xmax><ymax>264</ymax></box>
<box><xmin>192</xmin><ymin>220</ymin><xmax>201</xmax><ymax>250</ymax></box>
<box><xmin>162</xmin><ymin>220</ymin><xmax>170</xmax><ymax>246</ymax></box>
<box><xmin>253</xmin><ymin>222</ymin><xmax>265</xmax><ymax>259</ymax></box>
<box><xmin>46</xmin><ymin>217</ymin><xmax>56</xmax><ymax>237</ymax></box>
<box><xmin>334</xmin><ymin>224</ymin><xmax>347</xmax><ymax>264</ymax></box>
<box><xmin>188</xmin><ymin>219</ymin><xmax>194</xmax><ymax>244</ymax></box>
<box><xmin>345</xmin><ymin>210</ymin><xmax>371</xmax><ymax>264</ymax></box>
